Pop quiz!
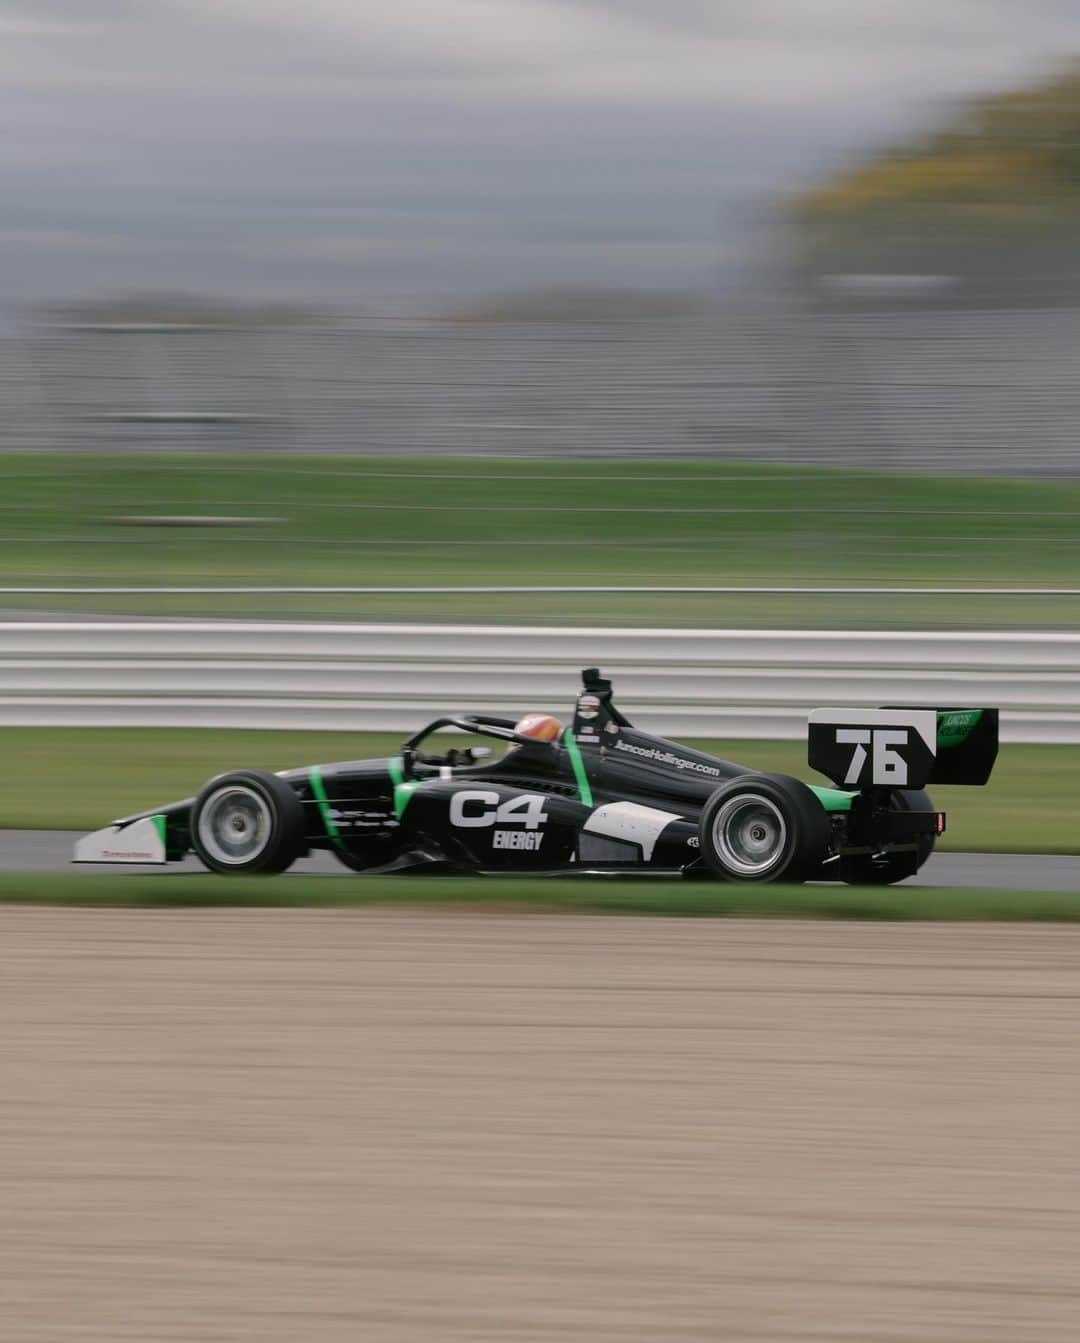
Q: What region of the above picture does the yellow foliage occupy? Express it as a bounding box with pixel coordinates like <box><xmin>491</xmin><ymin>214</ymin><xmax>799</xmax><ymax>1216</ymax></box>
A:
<box><xmin>796</xmin><ymin>62</ymin><xmax>1080</xmax><ymax>222</ymax></box>
<box><xmin>803</xmin><ymin>151</ymin><xmax>1049</xmax><ymax>213</ymax></box>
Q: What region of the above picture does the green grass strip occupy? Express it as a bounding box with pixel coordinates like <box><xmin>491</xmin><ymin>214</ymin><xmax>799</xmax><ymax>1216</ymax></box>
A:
<box><xmin>9</xmin><ymin>452</ymin><xmax>1080</xmax><ymax>630</ymax></box>
<box><xmin>1</xmin><ymin>873</ymin><xmax>1078</xmax><ymax>920</ymax></box>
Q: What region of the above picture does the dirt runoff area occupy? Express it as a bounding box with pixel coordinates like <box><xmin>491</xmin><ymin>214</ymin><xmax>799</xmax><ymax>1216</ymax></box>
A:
<box><xmin>2</xmin><ymin>908</ymin><xmax>1079</xmax><ymax>1342</ymax></box>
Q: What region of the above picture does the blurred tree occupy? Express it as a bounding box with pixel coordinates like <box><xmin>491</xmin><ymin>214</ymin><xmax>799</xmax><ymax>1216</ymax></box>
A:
<box><xmin>793</xmin><ymin>62</ymin><xmax>1080</xmax><ymax>301</ymax></box>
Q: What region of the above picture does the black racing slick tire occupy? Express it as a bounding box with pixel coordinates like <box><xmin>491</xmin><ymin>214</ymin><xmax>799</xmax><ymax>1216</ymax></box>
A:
<box><xmin>837</xmin><ymin>788</ymin><xmax>936</xmax><ymax>886</ymax></box>
<box><xmin>698</xmin><ymin>773</ymin><xmax>831</xmax><ymax>884</ymax></box>
<box><xmin>190</xmin><ymin>769</ymin><xmax>306</xmax><ymax>875</ymax></box>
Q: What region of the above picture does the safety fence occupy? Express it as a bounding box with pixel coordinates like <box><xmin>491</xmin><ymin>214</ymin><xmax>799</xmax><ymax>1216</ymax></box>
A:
<box><xmin>8</xmin><ymin>305</ymin><xmax>1080</xmax><ymax>473</ymax></box>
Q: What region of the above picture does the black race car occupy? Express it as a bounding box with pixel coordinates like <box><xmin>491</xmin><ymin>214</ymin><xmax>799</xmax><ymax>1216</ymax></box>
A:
<box><xmin>74</xmin><ymin>669</ymin><xmax>998</xmax><ymax>884</ymax></box>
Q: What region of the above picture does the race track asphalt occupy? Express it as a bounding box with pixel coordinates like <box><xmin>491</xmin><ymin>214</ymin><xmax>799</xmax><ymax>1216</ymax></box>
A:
<box><xmin>1</xmin><ymin>829</ymin><xmax>1078</xmax><ymax>889</ymax></box>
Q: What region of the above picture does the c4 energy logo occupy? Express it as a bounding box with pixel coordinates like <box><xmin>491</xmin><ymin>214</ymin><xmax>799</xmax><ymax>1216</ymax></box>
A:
<box><xmin>492</xmin><ymin>830</ymin><xmax>543</xmax><ymax>851</ymax></box>
<box><xmin>449</xmin><ymin>791</ymin><xmax>548</xmax><ymax>830</ymax></box>
<box><xmin>449</xmin><ymin>791</ymin><xmax>548</xmax><ymax>854</ymax></box>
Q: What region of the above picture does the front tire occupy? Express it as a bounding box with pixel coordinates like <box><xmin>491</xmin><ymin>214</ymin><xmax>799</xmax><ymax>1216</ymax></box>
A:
<box><xmin>191</xmin><ymin>770</ymin><xmax>306</xmax><ymax>875</ymax></box>
<box><xmin>699</xmin><ymin>773</ymin><xmax>830</xmax><ymax>883</ymax></box>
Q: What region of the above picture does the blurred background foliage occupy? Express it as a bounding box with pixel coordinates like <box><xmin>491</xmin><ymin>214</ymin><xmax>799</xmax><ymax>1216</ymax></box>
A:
<box><xmin>795</xmin><ymin>62</ymin><xmax>1080</xmax><ymax>298</ymax></box>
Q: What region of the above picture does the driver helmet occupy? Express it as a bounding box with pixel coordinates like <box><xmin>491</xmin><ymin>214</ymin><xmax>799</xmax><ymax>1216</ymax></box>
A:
<box><xmin>514</xmin><ymin>712</ymin><xmax>564</xmax><ymax>744</ymax></box>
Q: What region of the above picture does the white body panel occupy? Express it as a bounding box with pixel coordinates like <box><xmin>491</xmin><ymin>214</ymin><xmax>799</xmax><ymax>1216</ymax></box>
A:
<box><xmin>73</xmin><ymin>816</ymin><xmax>166</xmax><ymax>864</ymax></box>
<box><xmin>583</xmin><ymin>801</ymin><xmax>682</xmax><ymax>862</ymax></box>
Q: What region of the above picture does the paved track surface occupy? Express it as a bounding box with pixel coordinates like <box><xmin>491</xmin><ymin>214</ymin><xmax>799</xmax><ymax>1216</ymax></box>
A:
<box><xmin>3</xmin><ymin>908</ymin><xmax>1080</xmax><ymax>1341</ymax></box>
<box><xmin>2</xmin><ymin>829</ymin><xmax>1079</xmax><ymax>889</ymax></box>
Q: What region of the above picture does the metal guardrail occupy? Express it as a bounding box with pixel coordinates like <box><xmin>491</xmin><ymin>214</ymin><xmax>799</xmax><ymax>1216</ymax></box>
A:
<box><xmin>0</xmin><ymin>621</ymin><xmax>1077</xmax><ymax>742</ymax></box>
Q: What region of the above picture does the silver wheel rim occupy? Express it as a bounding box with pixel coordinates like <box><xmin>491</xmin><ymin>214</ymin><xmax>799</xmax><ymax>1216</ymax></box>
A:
<box><xmin>197</xmin><ymin>785</ymin><xmax>272</xmax><ymax>866</ymax></box>
<box><xmin>712</xmin><ymin>793</ymin><xmax>787</xmax><ymax>876</ymax></box>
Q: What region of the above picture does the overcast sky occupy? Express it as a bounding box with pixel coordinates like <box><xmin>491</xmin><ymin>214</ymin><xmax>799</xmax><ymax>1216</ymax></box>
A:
<box><xmin>2</xmin><ymin>0</ymin><xmax>1079</xmax><ymax>309</ymax></box>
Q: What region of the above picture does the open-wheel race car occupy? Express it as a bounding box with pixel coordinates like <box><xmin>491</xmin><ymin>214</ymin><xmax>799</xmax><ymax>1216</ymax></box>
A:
<box><xmin>75</xmin><ymin>669</ymin><xmax>998</xmax><ymax>884</ymax></box>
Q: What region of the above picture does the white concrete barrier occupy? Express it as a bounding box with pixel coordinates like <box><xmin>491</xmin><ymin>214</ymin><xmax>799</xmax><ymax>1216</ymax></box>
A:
<box><xmin>0</xmin><ymin>621</ymin><xmax>1077</xmax><ymax>742</ymax></box>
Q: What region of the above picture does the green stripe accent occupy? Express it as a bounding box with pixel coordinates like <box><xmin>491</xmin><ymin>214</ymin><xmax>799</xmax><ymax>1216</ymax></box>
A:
<box><xmin>150</xmin><ymin>814</ymin><xmax>167</xmax><ymax>846</ymax></box>
<box><xmin>807</xmin><ymin>784</ymin><xmax>855</xmax><ymax>813</ymax></box>
<box><xmin>308</xmin><ymin>766</ymin><xmax>343</xmax><ymax>846</ymax></box>
<box><xmin>388</xmin><ymin>757</ymin><xmax>417</xmax><ymax>819</ymax></box>
<box><xmin>562</xmin><ymin>729</ymin><xmax>593</xmax><ymax>808</ymax></box>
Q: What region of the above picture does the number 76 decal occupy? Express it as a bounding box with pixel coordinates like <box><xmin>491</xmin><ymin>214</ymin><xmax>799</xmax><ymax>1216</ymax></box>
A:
<box><xmin>835</xmin><ymin>728</ymin><xmax>909</xmax><ymax>785</ymax></box>
<box><xmin>808</xmin><ymin>709</ymin><xmax>937</xmax><ymax>790</ymax></box>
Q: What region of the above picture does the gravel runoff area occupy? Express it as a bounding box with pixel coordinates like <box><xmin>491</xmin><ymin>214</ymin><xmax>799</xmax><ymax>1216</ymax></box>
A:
<box><xmin>2</xmin><ymin>908</ymin><xmax>1079</xmax><ymax>1342</ymax></box>
<box><xmin>5</xmin><ymin>829</ymin><xmax>1080</xmax><ymax>890</ymax></box>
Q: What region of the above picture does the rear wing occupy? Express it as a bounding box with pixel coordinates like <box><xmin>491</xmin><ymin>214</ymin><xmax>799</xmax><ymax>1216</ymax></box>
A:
<box><xmin>808</xmin><ymin>707</ymin><xmax>998</xmax><ymax>790</ymax></box>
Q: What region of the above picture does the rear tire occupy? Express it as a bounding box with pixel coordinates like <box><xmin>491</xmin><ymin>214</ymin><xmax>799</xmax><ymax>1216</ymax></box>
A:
<box><xmin>699</xmin><ymin>773</ymin><xmax>830</xmax><ymax>884</ymax></box>
<box><xmin>191</xmin><ymin>770</ymin><xmax>306</xmax><ymax>875</ymax></box>
<box><xmin>838</xmin><ymin>788</ymin><xmax>935</xmax><ymax>886</ymax></box>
